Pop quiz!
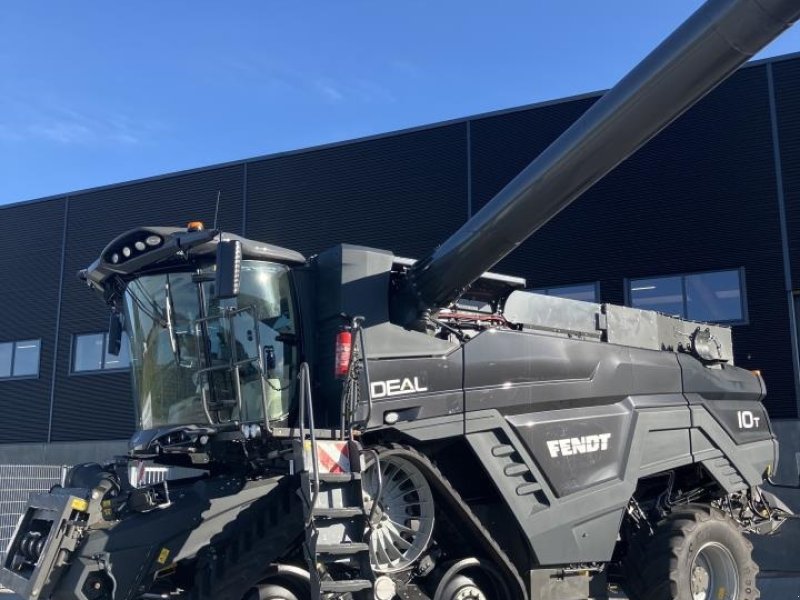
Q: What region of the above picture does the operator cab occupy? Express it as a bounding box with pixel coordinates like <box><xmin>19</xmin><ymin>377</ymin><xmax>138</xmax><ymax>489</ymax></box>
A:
<box><xmin>80</xmin><ymin>223</ymin><xmax>306</xmax><ymax>439</ymax></box>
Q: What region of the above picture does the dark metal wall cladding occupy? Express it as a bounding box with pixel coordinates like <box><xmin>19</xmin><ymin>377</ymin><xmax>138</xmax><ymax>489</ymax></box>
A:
<box><xmin>470</xmin><ymin>64</ymin><xmax>796</xmax><ymax>418</ymax></box>
<box><xmin>246</xmin><ymin>124</ymin><xmax>468</xmax><ymax>258</ymax></box>
<box><xmin>774</xmin><ymin>59</ymin><xmax>800</xmax><ymax>290</ymax></box>
<box><xmin>50</xmin><ymin>166</ymin><xmax>245</xmax><ymax>441</ymax></box>
<box><xmin>0</xmin><ymin>199</ymin><xmax>65</xmax><ymax>442</ymax></box>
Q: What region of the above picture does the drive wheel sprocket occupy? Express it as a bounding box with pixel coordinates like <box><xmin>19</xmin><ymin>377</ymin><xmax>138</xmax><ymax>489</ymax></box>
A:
<box><xmin>362</xmin><ymin>453</ymin><xmax>435</xmax><ymax>573</ymax></box>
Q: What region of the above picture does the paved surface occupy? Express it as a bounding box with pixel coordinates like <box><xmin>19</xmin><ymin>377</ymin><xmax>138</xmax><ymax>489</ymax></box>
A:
<box><xmin>3</xmin><ymin>576</ymin><xmax>799</xmax><ymax>599</ymax></box>
<box><xmin>1</xmin><ymin>498</ymin><xmax>797</xmax><ymax>599</ymax></box>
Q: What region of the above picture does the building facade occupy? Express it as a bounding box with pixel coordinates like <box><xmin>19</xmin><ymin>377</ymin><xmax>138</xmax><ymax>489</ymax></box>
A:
<box><xmin>2</xmin><ymin>53</ymin><xmax>800</xmax><ymax>453</ymax></box>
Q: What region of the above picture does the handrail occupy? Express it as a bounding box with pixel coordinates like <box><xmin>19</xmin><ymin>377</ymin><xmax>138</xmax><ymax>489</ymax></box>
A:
<box><xmin>355</xmin><ymin>321</ymin><xmax>373</xmax><ymax>429</ymax></box>
<box><xmin>363</xmin><ymin>448</ymin><xmax>383</xmax><ymax>531</ymax></box>
<box><xmin>338</xmin><ymin>316</ymin><xmax>372</xmax><ymax>435</ymax></box>
<box><xmin>191</xmin><ymin>305</ymin><xmax>276</xmax><ymax>433</ymax></box>
<box><xmin>298</xmin><ymin>362</ymin><xmax>320</xmax><ymax>527</ymax></box>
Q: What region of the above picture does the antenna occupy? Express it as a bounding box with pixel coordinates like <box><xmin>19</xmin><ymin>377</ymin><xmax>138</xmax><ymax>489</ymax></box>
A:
<box><xmin>213</xmin><ymin>190</ymin><xmax>221</xmax><ymax>231</ymax></box>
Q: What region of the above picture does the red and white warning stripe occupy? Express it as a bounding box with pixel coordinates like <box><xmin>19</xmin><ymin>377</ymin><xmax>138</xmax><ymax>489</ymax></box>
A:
<box><xmin>304</xmin><ymin>440</ymin><xmax>351</xmax><ymax>474</ymax></box>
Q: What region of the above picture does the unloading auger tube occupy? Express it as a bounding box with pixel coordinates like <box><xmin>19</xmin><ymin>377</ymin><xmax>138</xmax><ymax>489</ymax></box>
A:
<box><xmin>401</xmin><ymin>0</ymin><xmax>800</xmax><ymax>320</ymax></box>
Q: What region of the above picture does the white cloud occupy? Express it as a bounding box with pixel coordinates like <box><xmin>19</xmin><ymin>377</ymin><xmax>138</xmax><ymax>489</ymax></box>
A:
<box><xmin>315</xmin><ymin>79</ymin><xmax>345</xmax><ymax>102</ymax></box>
<box><xmin>0</xmin><ymin>93</ymin><xmax>162</xmax><ymax>146</ymax></box>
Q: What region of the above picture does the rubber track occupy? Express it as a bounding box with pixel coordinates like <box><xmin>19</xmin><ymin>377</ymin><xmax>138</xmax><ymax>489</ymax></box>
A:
<box><xmin>369</xmin><ymin>443</ymin><xmax>528</xmax><ymax>600</ymax></box>
<box><xmin>184</xmin><ymin>476</ymin><xmax>305</xmax><ymax>600</ymax></box>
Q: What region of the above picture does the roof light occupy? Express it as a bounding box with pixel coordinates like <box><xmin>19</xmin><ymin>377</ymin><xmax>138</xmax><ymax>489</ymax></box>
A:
<box><xmin>110</xmin><ymin>253</ymin><xmax>119</xmax><ymax>264</ymax></box>
<box><xmin>122</xmin><ymin>246</ymin><xmax>132</xmax><ymax>258</ymax></box>
<box><xmin>134</xmin><ymin>241</ymin><xmax>146</xmax><ymax>251</ymax></box>
<box><xmin>145</xmin><ymin>235</ymin><xmax>162</xmax><ymax>247</ymax></box>
<box><xmin>187</xmin><ymin>221</ymin><xmax>205</xmax><ymax>231</ymax></box>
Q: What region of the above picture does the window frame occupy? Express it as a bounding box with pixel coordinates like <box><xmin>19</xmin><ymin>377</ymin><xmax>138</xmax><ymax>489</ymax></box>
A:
<box><xmin>0</xmin><ymin>338</ymin><xmax>42</xmax><ymax>381</ymax></box>
<box><xmin>625</xmin><ymin>268</ymin><xmax>748</xmax><ymax>325</ymax></box>
<box><xmin>70</xmin><ymin>331</ymin><xmax>130</xmax><ymax>375</ymax></box>
<box><xmin>531</xmin><ymin>281</ymin><xmax>600</xmax><ymax>303</ymax></box>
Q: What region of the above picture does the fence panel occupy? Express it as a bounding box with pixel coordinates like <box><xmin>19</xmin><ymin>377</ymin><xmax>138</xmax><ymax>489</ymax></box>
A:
<box><xmin>0</xmin><ymin>464</ymin><xmax>66</xmax><ymax>564</ymax></box>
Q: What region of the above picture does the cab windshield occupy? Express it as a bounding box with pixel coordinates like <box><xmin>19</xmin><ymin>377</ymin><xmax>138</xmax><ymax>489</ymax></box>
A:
<box><xmin>123</xmin><ymin>260</ymin><xmax>297</xmax><ymax>430</ymax></box>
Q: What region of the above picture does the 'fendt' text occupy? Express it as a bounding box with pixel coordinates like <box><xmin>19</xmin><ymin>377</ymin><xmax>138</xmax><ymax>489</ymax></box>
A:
<box><xmin>546</xmin><ymin>433</ymin><xmax>612</xmax><ymax>458</ymax></box>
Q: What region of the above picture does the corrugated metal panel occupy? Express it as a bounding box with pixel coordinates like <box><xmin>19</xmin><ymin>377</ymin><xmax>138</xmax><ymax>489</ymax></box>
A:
<box><xmin>0</xmin><ymin>198</ymin><xmax>65</xmax><ymax>443</ymax></box>
<box><xmin>246</xmin><ymin>124</ymin><xmax>468</xmax><ymax>258</ymax></box>
<box><xmin>471</xmin><ymin>64</ymin><xmax>796</xmax><ymax>418</ymax></box>
<box><xmin>50</xmin><ymin>166</ymin><xmax>245</xmax><ymax>441</ymax></box>
<box><xmin>773</xmin><ymin>57</ymin><xmax>800</xmax><ymax>291</ymax></box>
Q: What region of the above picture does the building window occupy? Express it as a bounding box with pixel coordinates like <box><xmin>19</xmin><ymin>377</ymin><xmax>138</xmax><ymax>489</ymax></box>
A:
<box><xmin>73</xmin><ymin>332</ymin><xmax>130</xmax><ymax>373</ymax></box>
<box><xmin>532</xmin><ymin>283</ymin><xmax>599</xmax><ymax>302</ymax></box>
<box><xmin>628</xmin><ymin>269</ymin><xmax>745</xmax><ymax>323</ymax></box>
<box><xmin>0</xmin><ymin>339</ymin><xmax>41</xmax><ymax>379</ymax></box>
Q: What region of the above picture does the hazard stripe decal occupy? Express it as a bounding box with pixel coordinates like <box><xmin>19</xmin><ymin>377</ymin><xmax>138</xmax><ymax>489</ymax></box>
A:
<box><xmin>305</xmin><ymin>440</ymin><xmax>351</xmax><ymax>474</ymax></box>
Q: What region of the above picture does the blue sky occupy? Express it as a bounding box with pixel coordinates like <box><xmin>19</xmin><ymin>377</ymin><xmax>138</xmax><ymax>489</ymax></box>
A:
<box><xmin>1</xmin><ymin>1</ymin><xmax>798</xmax><ymax>206</ymax></box>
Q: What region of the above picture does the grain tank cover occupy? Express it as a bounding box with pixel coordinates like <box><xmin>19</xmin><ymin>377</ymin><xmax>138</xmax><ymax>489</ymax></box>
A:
<box><xmin>503</xmin><ymin>290</ymin><xmax>734</xmax><ymax>363</ymax></box>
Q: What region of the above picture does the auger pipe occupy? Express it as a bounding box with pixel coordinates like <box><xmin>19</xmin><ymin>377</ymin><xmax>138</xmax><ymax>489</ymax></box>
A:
<box><xmin>403</xmin><ymin>0</ymin><xmax>800</xmax><ymax>318</ymax></box>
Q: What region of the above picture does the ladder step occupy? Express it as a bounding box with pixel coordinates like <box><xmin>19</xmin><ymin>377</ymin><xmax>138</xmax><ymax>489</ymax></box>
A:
<box><xmin>516</xmin><ymin>482</ymin><xmax>542</xmax><ymax>496</ymax></box>
<box><xmin>316</xmin><ymin>543</ymin><xmax>370</xmax><ymax>556</ymax></box>
<box><xmin>318</xmin><ymin>472</ymin><xmax>361</xmax><ymax>483</ymax></box>
<box><xmin>319</xmin><ymin>580</ymin><xmax>373</xmax><ymax>593</ymax></box>
<box><xmin>491</xmin><ymin>444</ymin><xmax>515</xmax><ymax>457</ymax></box>
<box><xmin>313</xmin><ymin>507</ymin><xmax>364</xmax><ymax>519</ymax></box>
<box><xmin>503</xmin><ymin>463</ymin><xmax>529</xmax><ymax>476</ymax></box>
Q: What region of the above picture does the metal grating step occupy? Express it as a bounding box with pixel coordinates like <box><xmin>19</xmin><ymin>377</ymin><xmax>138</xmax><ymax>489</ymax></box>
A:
<box><xmin>316</xmin><ymin>543</ymin><xmax>370</xmax><ymax>556</ymax></box>
<box><xmin>319</xmin><ymin>579</ymin><xmax>373</xmax><ymax>593</ymax></box>
<box><xmin>313</xmin><ymin>507</ymin><xmax>364</xmax><ymax>519</ymax></box>
<box><xmin>318</xmin><ymin>472</ymin><xmax>361</xmax><ymax>483</ymax></box>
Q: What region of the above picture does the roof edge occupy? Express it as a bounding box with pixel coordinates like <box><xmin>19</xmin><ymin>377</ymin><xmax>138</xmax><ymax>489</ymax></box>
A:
<box><xmin>3</xmin><ymin>51</ymin><xmax>798</xmax><ymax>212</ymax></box>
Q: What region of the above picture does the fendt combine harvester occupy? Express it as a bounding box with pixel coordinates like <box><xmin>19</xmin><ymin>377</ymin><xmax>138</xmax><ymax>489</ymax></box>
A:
<box><xmin>4</xmin><ymin>1</ymin><xmax>800</xmax><ymax>599</ymax></box>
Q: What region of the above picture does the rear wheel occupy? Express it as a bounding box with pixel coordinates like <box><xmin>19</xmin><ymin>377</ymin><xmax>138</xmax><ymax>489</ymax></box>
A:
<box><xmin>621</xmin><ymin>504</ymin><xmax>759</xmax><ymax>600</ymax></box>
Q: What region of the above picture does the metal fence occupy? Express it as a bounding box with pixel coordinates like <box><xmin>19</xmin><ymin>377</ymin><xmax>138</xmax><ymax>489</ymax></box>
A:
<box><xmin>0</xmin><ymin>463</ymin><xmax>178</xmax><ymax>571</ymax></box>
<box><xmin>0</xmin><ymin>464</ymin><xmax>67</xmax><ymax>565</ymax></box>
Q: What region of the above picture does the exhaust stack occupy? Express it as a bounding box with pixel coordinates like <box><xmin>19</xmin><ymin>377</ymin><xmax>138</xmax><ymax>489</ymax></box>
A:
<box><xmin>403</xmin><ymin>0</ymin><xmax>800</xmax><ymax>319</ymax></box>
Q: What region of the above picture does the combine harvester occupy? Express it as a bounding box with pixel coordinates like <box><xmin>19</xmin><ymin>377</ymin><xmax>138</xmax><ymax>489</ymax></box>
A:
<box><xmin>3</xmin><ymin>0</ymin><xmax>800</xmax><ymax>599</ymax></box>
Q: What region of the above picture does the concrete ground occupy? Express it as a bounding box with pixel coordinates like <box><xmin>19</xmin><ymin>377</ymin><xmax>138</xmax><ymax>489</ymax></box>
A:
<box><xmin>1</xmin><ymin>503</ymin><xmax>798</xmax><ymax>599</ymax></box>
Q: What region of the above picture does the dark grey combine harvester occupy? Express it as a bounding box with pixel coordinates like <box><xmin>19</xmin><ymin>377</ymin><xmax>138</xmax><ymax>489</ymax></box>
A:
<box><xmin>3</xmin><ymin>1</ymin><xmax>800</xmax><ymax>599</ymax></box>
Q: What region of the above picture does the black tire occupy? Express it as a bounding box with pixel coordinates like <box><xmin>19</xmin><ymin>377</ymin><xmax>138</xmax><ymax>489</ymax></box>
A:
<box><xmin>622</xmin><ymin>504</ymin><xmax>759</xmax><ymax>600</ymax></box>
<box><xmin>244</xmin><ymin>582</ymin><xmax>302</xmax><ymax>600</ymax></box>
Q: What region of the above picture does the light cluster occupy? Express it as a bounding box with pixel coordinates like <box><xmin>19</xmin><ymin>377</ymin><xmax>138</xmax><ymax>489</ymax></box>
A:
<box><xmin>108</xmin><ymin>234</ymin><xmax>163</xmax><ymax>264</ymax></box>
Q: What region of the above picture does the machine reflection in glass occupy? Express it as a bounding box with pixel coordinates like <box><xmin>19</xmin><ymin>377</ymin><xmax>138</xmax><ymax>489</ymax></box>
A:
<box><xmin>123</xmin><ymin>260</ymin><xmax>297</xmax><ymax>430</ymax></box>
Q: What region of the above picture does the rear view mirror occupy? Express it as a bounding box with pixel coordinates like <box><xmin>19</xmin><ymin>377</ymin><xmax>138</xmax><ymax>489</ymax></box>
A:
<box><xmin>215</xmin><ymin>239</ymin><xmax>242</xmax><ymax>299</ymax></box>
<box><xmin>108</xmin><ymin>312</ymin><xmax>123</xmax><ymax>356</ymax></box>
